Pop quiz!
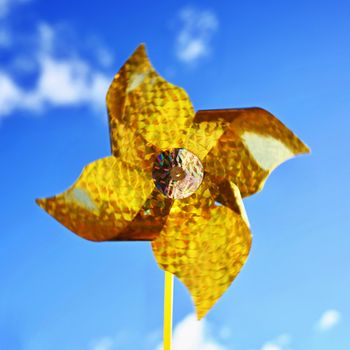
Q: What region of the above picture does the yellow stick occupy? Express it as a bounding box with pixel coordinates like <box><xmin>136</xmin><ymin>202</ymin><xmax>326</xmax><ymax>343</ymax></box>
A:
<box><xmin>163</xmin><ymin>271</ymin><xmax>174</xmax><ymax>350</ymax></box>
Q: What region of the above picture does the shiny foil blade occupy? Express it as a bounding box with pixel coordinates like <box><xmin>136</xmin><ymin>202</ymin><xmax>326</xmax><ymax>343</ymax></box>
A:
<box><xmin>107</xmin><ymin>44</ymin><xmax>195</xmax><ymax>171</ymax></box>
<box><xmin>183</xmin><ymin>118</ymin><xmax>229</xmax><ymax>161</ymax></box>
<box><xmin>36</xmin><ymin>156</ymin><xmax>164</xmax><ymax>241</ymax></box>
<box><xmin>195</xmin><ymin>108</ymin><xmax>310</xmax><ymax>197</ymax></box>
<box><xmin>151</xmin><ymin>177</ymin><xmax>252</xmax><ymax>319</ymax></box>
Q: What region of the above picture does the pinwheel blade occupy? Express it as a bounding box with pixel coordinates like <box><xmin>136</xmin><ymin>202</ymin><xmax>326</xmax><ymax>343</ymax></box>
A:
<box><xmin>195</xmin><ymin>108</ymin><xmax>310</xmax><ymax>197</ymax></box>
<box><xmin>183</xmin><ymin>118</ymin><xmax>228</xmax><ymax>160</ymax></box>
<box><xmin>107</xmin><ymin>44</ymin><xmax>195</xmax><ymax>171</ymax></box>
<box><xmin>151</xmin><ymin>177</ymin><xmax>252</xmax><ymax>319</ymax></box>
<box><xmin>36</xmin><ymin>156</ymin><xmax>167</xmax><ymax>241</ymax></box>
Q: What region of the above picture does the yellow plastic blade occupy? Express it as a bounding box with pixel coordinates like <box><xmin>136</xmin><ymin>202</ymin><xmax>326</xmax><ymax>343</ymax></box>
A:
<box><xmin>151</xmin><ymin>177</ymin><xmax>252</xmax><ymax>319</ymax></box>
<box><xmin>195</xmin><ymin>108</ymin><xmax>310</xmax><ymax>197</ymax></box>
<box><xmin>36</xmin><ymin>156</ymin><xmax>162</xmax><ymax>241</ymax></box>
<box><xmin>183</xmin><ymin>118</ymin><xmax>228</xmax><ymax>161</ymax></box>
<box><xmin>123</xmin><ymin>189</ymin><xmax>173</xmax><ymax>241</ymax></box>
<box><xmin>107</xmin><ymin>44</ymin><xmax>195</xmax><ymax>170</ymax></box>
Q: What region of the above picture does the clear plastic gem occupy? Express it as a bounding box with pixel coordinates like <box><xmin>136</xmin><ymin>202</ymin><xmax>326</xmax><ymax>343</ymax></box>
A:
<box><xmin>152</xmin><ymin>148</ymin><xmax>204</xmax><ymax>199</ymax></box>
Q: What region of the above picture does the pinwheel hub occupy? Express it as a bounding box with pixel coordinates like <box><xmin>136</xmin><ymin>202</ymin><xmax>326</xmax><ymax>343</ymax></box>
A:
<box><xmin>169</xmin><ymin>166</ymin><xmax>186</xmax><ymax>181</ymax></box>
<box><xmin>152</xmin><ymin>148</ymin><xmax>204</xmax><ymax>199</ymax></box>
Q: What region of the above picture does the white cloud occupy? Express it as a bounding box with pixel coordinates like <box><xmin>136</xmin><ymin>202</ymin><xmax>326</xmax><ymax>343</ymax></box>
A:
<box><xmin>219</xmin><ymin>326</ymin><xmax>231</xmax><ymax>340</ymax></box>
<box><xmin>0</xmin><ymin>73</ymin><xmax>22</xmax><ymax>115</ymax></box>
<box><xmin>38</xmin><ymin>22</ymin><xmax>54</xmax><ymax>52</ymax></box>
<box><xmin>261</xmin><ymin>334</ymin><xmax>291</xmax><ymax>350</ymax></box>
<box><xmin>315</xmin><ymin>309</ymin><xmax>341</xmax><ymax>331</ymax></box>
<box><xmin>0</xmin><ymin>0</ymin><xmax>29</xmax><ymax>18</ymax></box>
<box><xmin>156</xmin><ymin>313</ymin><xmax>227</xmax><ymax>350</ymax></box>
<box><xmin>96</xmin><ymin>47</ymin><xmax>114</xmax><ymax>67</ymax></box>
<box><xmin>0</xmin><ymin>0</ymin><xmax>14</xmax><ymax>18</ymax></box>
<box><xmin>35</xmin><ymin>55</ymin><xmax>109</xmax><ymax>108</ymax></box>
<box><xmin>90</xmin><ymin>337</ymin><xmax>114</xmax><ymax>350</ymax></box>
<box><xmin>175</xmin><ymin>7</ymin><xmax>218</xmax><ymax>64</ymax></box>
<box><xmin>0</xmin><ymin>22</ymin><xmax>110</xmax><ymax>118</ymax></box>
<box><xmin>0</xmin><ymin>27</ymin><xmax>10</xmax><ymax>46</ymax></box>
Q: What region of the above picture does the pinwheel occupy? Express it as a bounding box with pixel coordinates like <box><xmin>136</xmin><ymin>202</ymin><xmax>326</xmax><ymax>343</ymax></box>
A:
<box><xmin>36</xmin><ymin>44</ymin><xmax>309</xmax><ymax>348</ymax></box>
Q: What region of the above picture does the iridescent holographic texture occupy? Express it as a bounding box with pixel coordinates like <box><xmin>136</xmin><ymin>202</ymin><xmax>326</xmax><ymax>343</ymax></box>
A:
<box><xmin>152</xmin><ymin>148</ymin><xmax>204</xmax><ymax>199</ymax></box>
<box><xmin>36</xmin><ymin>44</ymin><xmax>310</xmax><ymax>319</ymax></box>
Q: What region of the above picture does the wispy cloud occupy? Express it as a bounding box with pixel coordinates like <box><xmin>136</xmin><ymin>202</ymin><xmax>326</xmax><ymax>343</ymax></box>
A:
<box><xmin>315</xmin><ymin>309</ymin><xmax>341</xmax><ymax>331</ymax></box>
<box><xmin>0</xmin><ymin>27</ymin><xmax>10</xmax><ymax>46</ymax></box>
<box><xmin>260</xmin><ymin>333</ymin><xmax>291</xmax><ymax>350</ymax></box>
<box><xmin>90</xmin><ymin>337</ymin><xmax>114</xmax><ymax>350</ymax></box>
<box><xmin>0</xmin><ymin>4</ymin><xmax>112</xmax><ymax>119</ymax></box>
<box><xmin>0</xmin><ymin>0</ymin><xmax>26</xmax><ymax>18</ymax></box>
<box><xmin>0</xmin><ymin>0</ymin><xmax>9</xmax><ymax>17</ymax></box>
<box><xmin>156</xmin><ymin>313</ymin><xmax>227</xmax><ymax>350</ymax></box>
<box><xmin>175</xmin><ymin>7</ymin><xmax>218</xmax><ymax>64</ymax></box>
<box><xmin>87</xmin><ymin>309</ymin><xmax>343</xmax><ymax>350</ymax></box>
<box><xmin>218</xmin><ymin>326</ymin><xmax>231</xmax><ymax>340</ymax></box>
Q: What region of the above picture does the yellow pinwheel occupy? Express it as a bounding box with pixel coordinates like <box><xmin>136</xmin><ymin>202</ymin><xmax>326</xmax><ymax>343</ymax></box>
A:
<box><xmin>36</xmin><ymin>44</ymin><xmax>309</xmax><ymax>320</ymax></box>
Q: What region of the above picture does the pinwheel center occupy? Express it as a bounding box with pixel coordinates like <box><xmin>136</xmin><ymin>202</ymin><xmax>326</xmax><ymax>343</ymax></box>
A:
<box><xmin>152</xmin><ymin>148</ymin><xmax>204</xmax><ymax>199</ymax></box>
<box><xmin>170</xmin><ymin>166</ymin><xmax>186</xmax><ymax>181</ymax></box>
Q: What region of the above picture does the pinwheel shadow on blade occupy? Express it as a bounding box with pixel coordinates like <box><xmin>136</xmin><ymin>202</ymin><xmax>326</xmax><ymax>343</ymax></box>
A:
<box><xmin>36</xmin><ymin>43</ymin><xmax>310</xmax><ymax>321</ymax></box>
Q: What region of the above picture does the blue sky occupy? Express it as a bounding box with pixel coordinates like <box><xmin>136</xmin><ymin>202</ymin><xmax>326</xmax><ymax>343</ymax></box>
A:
<box><xmin>1</xmin><ymin>0</ymin><xmax>350</xmax><ymax>349</ymax></box>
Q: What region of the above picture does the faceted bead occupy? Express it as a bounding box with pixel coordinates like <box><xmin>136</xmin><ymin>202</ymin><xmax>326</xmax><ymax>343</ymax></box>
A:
<box><xmin>152</xmin><ymin>148</ymin><xmax>204</xmax><ymax>199</ymax></box>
